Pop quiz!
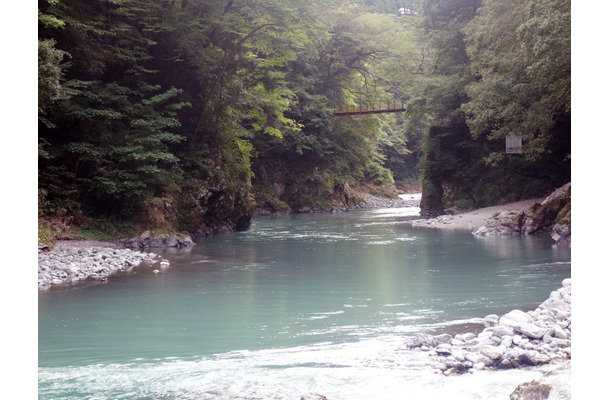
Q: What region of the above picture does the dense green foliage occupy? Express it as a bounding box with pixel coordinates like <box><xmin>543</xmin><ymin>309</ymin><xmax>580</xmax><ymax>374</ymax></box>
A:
<box><xmin>38</xmin><ymin>0</ymin><xmax>570</xmax><ymax>235</ymax></box>
<box><xmin>401</xmin><ymin>0</ymin><xmax>570</xmax><ymax>215</ymax></box>
<box><xmin>38</xmin><ymin>0</ymin><xmax>416</xmax><ymax>232</ymax></box>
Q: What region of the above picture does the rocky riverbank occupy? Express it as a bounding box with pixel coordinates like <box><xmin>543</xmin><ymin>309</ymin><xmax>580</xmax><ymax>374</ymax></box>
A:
<box><xmin>407</xmin><ymin>183</ymin><xmax>571</xmax><ymax>247</ymax></box>
<box><xmin>256</xmin><ymin>193</ymin><xmax>421</xmax><ymax>216</ymax></box>
<box><xmin>405</xmin><ymin>278</ymin><xmax>571</xmax><ymax>397</ymax></box>
<box><xmin>37</xmin><ymin>234</ymin><xmax>196</xmax><ymax>289</ymax></box>
<box><xmin>38</xmin><ymin>192</ymin><xmax>418</xmax><ymax>290</ymax></box>
<box><xmin>360</xmin><ymin>193</ymin><xmax>420</xmax><ymax>209</ymax></box>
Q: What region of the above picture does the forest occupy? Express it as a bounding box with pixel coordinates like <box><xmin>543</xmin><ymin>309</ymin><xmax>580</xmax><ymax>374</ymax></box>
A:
<box><xmin>38</xmin><ymin>0</ymin><xmax>570</xmax><ymax>241</ymax></box>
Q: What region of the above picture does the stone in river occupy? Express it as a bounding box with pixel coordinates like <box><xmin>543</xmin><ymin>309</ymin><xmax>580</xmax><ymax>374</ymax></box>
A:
<box><xmin>510</xmin><ymin>380</ymin><xmax>552</xmax><ymax>400</ymax></box>
<box><xmin>301</xmin><ymin>394</ymin><xmax>327</xmax><ymax>400</ymax></box>
<box><xmin>517</xmin><ymin>351</ymin><xmax>538</xmax><ymax>366</ymax></box>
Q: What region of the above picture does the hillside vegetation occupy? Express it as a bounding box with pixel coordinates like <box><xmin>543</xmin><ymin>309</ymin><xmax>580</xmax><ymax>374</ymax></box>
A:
<box><xmin>38</xmin><ymin>0</ymin><xmax>570</xmax><ymax>240</ymax></box>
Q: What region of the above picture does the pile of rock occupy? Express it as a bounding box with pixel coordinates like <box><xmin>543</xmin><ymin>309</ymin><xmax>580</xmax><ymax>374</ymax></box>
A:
<box><xmin>406</xmin><ymin>279</ymin><xmax>571</xmax><ymax>375</ymax></box>
<box><xmin>360</xmin><ymin>193</ymin><xmax>420</xmax><ymax>209</ymax></box>
<box><xmin>119</xmin><ymin>231</ymin><xmax>195</xmax><ymax>249</ymax></box>
<box><xmin>38</xmin><ymin>241</ymin><xmax>163</xmax><ymax>289</ymax></box>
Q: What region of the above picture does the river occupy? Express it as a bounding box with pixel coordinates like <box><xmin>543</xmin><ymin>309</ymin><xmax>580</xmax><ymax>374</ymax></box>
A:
<box><xmin>38</xmin><ymin>199</ymin><xmax>571</xmax><ymax>399</ymax></box>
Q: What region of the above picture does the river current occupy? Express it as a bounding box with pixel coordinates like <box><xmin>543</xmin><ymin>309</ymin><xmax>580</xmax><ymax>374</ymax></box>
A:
<box><xmin>38</xmin><ymin>198</ymin><xmax>571</xmax><ymax>399</ymax></box>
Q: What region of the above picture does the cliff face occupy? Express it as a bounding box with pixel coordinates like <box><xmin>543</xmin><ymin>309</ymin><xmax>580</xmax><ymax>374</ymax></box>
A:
<box><xmin>172</xmin><ymin>178</ymin><xmax>254</xmax><ymax>240</ymax></box>
<box><xmin>472</xmin><ymin>183</ymin><xmax>571</xmax><ymax>246</ymax></box>
<box><xmin>419</xmin><ymin>180</ymin><xmax>445</xmax><ymax>218</ymax></box>
<box><xmin>521</xmin><ymin>183</ymin><xmax>571</xmax><ymax>237</ymax></box>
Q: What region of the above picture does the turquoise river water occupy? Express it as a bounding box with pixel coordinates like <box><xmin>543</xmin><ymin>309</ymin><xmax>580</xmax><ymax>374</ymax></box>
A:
<box><xmin>38</xmin><ymin>202</ymin><xmax>571</xmax><ymax>399</ymax></box>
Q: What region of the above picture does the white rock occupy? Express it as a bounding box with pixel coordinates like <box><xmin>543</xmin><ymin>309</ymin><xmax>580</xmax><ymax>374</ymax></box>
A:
<box><xmin>473</xmin><ymin>362</ymin><xmax>486</xmax><ymax>370</ymax></box>
<box><xmin>483</xmin><ymin>314</ymin><xmax>499</xmax><ymax>327</ymax></box>
<box><xmin>503</xmin><ymin>310</ymin><xmax>532</xmax><ymax>324</ymax></box>
<box><xmin>462</xmin><ymin>333</ymin><xmax>477</xmax><ymax>342</ymax></box>
<box><xmin>513</xmin><ymin>335</ymin><xmax>525</xmax><ymax>346</ymax></box>
<box><xmin>500</xmin><ymin>336</ymin><xmax>513</xmax><ymax>348</ymax></box>
<box><xmin>452</xmin><ymin>350</ymin><xmax>465</xmax><ymax>362</ymax></box>
<box><xmin>465</xmin><ymin>352</ymin><xmax>489</xmax><ymax>365</ymax></box>
<box><xmin>517</xmin><ymin>323</ymin><xmax>545</xmax><ymax>339</ymax></box>
<box><xmin>478</xmin><ymin>331</ymin><xmax>493</xmax><ymax>341</ymax></box>
<box><xmin>435</xmin><ymin>344</ymin><xmax>452</xmax><ymax>356</ymax></box>
<box><xmin>551</xmin><ymin>338</ymin><xmax>569</xmax><ymax>348</ymax></box>
<box><xmin>479</xmin><ymin>345</ymin><xmax>503</xmax><ymax>361</ymax></box>
<box><xmin>491</xmin><ymin>325</ymin><xmax>515</xmax><ymax>337</ymax></box>
<box><xmin>553</xmin><ymin>325</ymin><xmax>568</xmax><ymax>339</ymax></box>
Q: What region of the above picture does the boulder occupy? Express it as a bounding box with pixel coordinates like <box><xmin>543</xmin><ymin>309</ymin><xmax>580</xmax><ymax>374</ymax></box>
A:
<box><xmin>300</xmin><ymin>394</ymin><xmax>327</xmax><ymax>400</ymax></box>
<box><xmin>435</xmin><ymin>344</ymin><xmax>453</xmax><ymax>356</ymax></box>
<box><xmin>120</xmin><ymin>233</ymin><xmax>195</xmax><ymax>249</ymax></box>
<box><xmin>553</xmin><ymin>325</ymin><xmax>568</xmax><ymax>340</ymax></box>
<box><xmin>517</xmin><ymin>323</ymin><xmax>545</xmax><ymax>340</ymax></box>
<box><xmin>165</xmin><ymin>237</ymin><xmax>178</xmax><ymax>247</ymax></box>
<box><xmin>473</xmin><ymin>210</ymin><xmax>525</xmax><ymax>237</ymax></box>
<box><xmin>522</xmin><ymin>183</ymin><xmax>570</xmax><ymax>235</ymax></box>
<box><xmin>551</xmin><ymin>201</ymin><xmax>571</xmax><ymax>247</ymax></box>
<box><xmin>478</xmin><ymin>345</ymin><xmax>504</xmax><ymax>361</ymax></box>
<box><xmin>472</xmin><ymin>362</ymin><xmax>486</xmax><ymax>370</ymax></box>
<box><xmin>483</xmin><ymin>314</ymin><xmax>499</xmax><ymax>327</ymax></box>
<box><xmin>510</xmin><ymin>380</ymin><xmax>552</xmax><ymax>400</ymax></box>
<box><xmin>465</xmin><ymin>352</ymin><xmax>490</xmax><ymax>365</ymax></box>
<box><xmin>500</xmin><ymin>310</ymin><xmax>533</xmax><ymax>328</ymax></box>
<box><xmin>405</xmin><ymin>333</ymin><xmax>452</xmax><ymax>349</ymax></box>
<box><xmin>516</xmin><ymin>351</ymin><xmax>539</xmax><ymax>366</ymax></box>
<box><xmin>491</xmin><ymin>324</ymin><xmax>515</xmax><ymax>338</ymax></box>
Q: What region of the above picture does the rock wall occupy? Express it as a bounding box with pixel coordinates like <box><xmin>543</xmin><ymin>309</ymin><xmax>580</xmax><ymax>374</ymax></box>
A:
<box><xmin>173</xmin><ymin>178</ymin><xmax>254</xmax><ymax>240</ymax></box>
<box><xmin>419</xmin><ymin>180</ymin><xmax>445</xmax><ymax>218</ymax></box>
<box><xmin>521</xmin><ymin>183</ymin><xmax>571</xmax><ymax>236</ymax></box>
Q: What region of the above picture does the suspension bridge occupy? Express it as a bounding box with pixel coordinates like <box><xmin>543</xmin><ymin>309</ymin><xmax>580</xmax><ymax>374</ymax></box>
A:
<box><xmin>333</xmin><ymin>99</ymin><xmax>406</xmax><ymax>116</ymax></box>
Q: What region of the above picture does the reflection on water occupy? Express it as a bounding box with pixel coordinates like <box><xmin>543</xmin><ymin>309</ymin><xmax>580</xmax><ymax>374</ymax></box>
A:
<box><xmin>38</xmin><ymin>204</ymin><xmax>570</xmax><ymax>399</ymax></box>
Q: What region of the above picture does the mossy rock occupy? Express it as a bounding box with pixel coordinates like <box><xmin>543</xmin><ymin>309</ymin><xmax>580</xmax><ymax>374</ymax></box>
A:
<box><xmin>522</xmin><ymin>183</ymin><xmax>570</xmax><ymax>235</ymax></box>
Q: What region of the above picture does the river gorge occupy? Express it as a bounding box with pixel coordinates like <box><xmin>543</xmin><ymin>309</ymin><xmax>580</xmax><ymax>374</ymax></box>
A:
<box><xmin>38</xmin><ymin>198</ymin><xmax>571</xmax><ymax>399</ymax></box>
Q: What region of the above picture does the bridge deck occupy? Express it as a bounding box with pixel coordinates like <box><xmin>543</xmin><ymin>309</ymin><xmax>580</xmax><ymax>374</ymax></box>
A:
<box><xmin>333</xmin><ymin>107</ymin><xmax>406</xmax><ymax>116</ymax></box>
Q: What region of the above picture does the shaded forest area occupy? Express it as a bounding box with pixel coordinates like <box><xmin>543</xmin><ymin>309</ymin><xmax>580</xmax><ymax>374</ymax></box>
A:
<box><xmin>38</xmin><ymin>0</ymin><xmax>570</xmax><ymax>240</ymax></box>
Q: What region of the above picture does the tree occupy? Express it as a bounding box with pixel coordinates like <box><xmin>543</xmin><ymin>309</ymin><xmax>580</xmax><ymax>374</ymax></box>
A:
<box><xmin>40</xmin><ymin>82</ymin><xmax>188</xmax><ymax>217</ymax></box>
<box><xmin>462</xmin><ymin>0</ymin><xmax>570</xmax><ymax>162</ymax></box>
<box><xmin>249</xmin><ymin>3</ymin><xmax>418</xmax><ymax>210</ymax></box>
